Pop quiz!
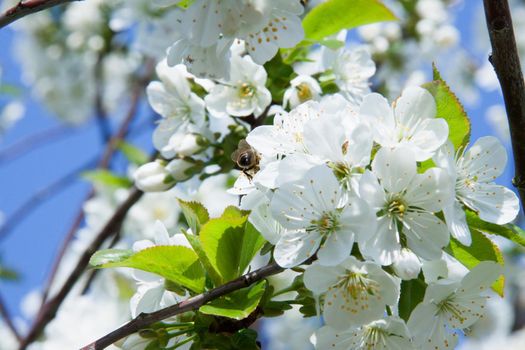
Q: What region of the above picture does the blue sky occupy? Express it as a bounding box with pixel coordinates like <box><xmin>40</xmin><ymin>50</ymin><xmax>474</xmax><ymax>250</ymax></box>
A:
<box><xmin>0</xmin><ymin>0</ymin><xmax>516</xmax><ymax>322</ymax></box>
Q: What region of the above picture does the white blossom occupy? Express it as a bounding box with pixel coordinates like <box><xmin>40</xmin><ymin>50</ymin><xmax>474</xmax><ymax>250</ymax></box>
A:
<box><xmin>408</xmin><ymin>261</ymin><xmax>502</xmax><ymax>350</ymax></box>
<box><xmin>304</xmin><ymin>256</ymin><xmax>400</xmax><ymax>329</ymax></box>
<box><xmin>434</xmin><ymin>138</ymin><xmax>519</xmax><ymax>245</ymax></box>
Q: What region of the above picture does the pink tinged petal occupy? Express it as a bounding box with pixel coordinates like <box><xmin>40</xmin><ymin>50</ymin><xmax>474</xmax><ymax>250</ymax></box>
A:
<box><xmin>372</xmin><ymin>147</ymin><xmax>417</xmax><ymax>194</ymax></box>
<box><xmin>303</xmin><ymin>263</ymin><xmax>344</xmax><ymax>295</ymax></box>
<box><xmin>274</xmin><ymin>230</ymin><xmax>321</xmax><ymax>268</ymax></box>
<box><xmin>462</xmin><ymin>183</ymin><xmax>519</xmax><ymax>224</ymax></box>
<box><xmin>360</xmin><ymin>216</ymin><xmax>401</xmax><ymax>265</ymax></box>
<box><xmin>403</xmin><ymin>212</ymin><xmax>450</xmax><ymax>261</ymax></box>
<box><xmin>463</xmin><ymin>136</ymin><xmax>507</xmax><ymax>181</ymax></box>
<box><xmin>404</xmin><ymin>168</ymin><xmax>452</xmax><ymax>212</ymax></box>
<box><xmin>359</xmin><ymin>93</ymin><xmax>395</xmax><ymax>145</ymax></box>
<box><xmin>358</xmin><ymin>170</ymin><xmax>386</xmax><ymax>211</ymax></box>
<box><xmin>405</xmin><ymin>118</ymin><xmax>449</xmax><ymax>161</ymax></box>
<box><xmin>443</xmin><ymin>200</ymin><xmax>472</xmax><ymax>245</ymax></box>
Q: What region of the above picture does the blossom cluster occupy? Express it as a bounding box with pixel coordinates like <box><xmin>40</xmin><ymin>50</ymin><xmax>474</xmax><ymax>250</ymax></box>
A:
<box><xmin>234</xmin><ymin>84</ymin><xmax>518</xmax><ymax>347</ymax></box>
<box><xmin>3</xmin><ymin>0</ymin><xmax>525</xmax><ymax>350</ymax></box>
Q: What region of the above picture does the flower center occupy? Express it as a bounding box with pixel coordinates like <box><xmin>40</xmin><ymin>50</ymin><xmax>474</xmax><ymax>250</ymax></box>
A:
<box><xmin>238</xmin><ymin>83</ymin><xmax>256</xmax><ymax>99</ymax></box>
<box><xmin>309</xmin><ymin>211</ymin><xmax>340</xmax><ymax>236</ymax></box>
<box><xmin>362</xmin><ymin>326</ymin><xmax>388</xmax><ymax>349</ymax></box>
<box><xmin>296</xmin><ymin>82</ymin><xmax>313</xmax><ymax>102</ymax></box>
<box><xmin>337</xmin><ymin>271</ymin><xmax>380</xmax><ymax>300</ymax></box>
<box><xmin>436</xmin><ymin>296</ymin><xmax>467</xmax><ymax>324</ymax></box>
<box><xmin>387</xmin><ymin>198</ymin><xmax>407</xmax><ymax>218</ymax></box>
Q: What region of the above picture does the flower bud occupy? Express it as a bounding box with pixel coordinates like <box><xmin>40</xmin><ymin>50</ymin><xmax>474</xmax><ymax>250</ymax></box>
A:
<box><xmin>134</xmin><ymin>161</ymin><xmax>175</xmax><ymax>192</ymax></box>
<box><xmin>165</xmin><ymin>158</ymin><xmax>202</xmax><ymax>182</ymax></box>
<box><xmin>392</xmin><ymin>248</ymin><xmax>422</xmax><ymax>280</ymax></box>
<box><xmin>167</xmin><ymin>133</ymin><xmax>206</xmax><ymax>156</ymax></box>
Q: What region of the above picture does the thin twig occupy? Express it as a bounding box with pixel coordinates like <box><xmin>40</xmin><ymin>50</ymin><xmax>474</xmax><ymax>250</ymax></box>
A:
<box><xmin>81</xmin><ymin>262</ymin><xmax>285</xmax><ymax>350</ymax></box>
<box><xmin>483</xmin><ymin>0</ymin><xmax>525</xmax><ymax>210</ymax></box>
<box><xmin>19</xmin><ymin>187</ymin><xmax>144</xmax><ymax>350</ymax></box>
<box><xmin>0</xmin><ymin>290</ymin><xmax>21</xmax><ymax>342</ymax></box>
<box><xmin>0</xmin><ymin>125</ymin><xmax>76</xmax><ymax>163</ymax></box>
<box><xmin>40</xmin><ymin>81</ymin><xmax>146</xmax><ymax>303</ymax></box>
<box><xmin>93</xmin><ymin>52</ymin><xmax>112</xmax><ymax>143</ymax></box>
<box><xmin>0</xmin><ymin>0</ymin><xmax>80</xmax><ymax>29</ymax></box>
<box><xmin>0</xmin><ymin>157</ymin><xmax>97</xmax><ymax>242</ymax></box>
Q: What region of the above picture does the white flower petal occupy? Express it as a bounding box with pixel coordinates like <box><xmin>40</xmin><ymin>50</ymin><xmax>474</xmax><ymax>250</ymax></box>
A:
<box><xmin>274</xmin><ymin>229</ymin><xmax>321</xmax><ymax>268</ymax></box>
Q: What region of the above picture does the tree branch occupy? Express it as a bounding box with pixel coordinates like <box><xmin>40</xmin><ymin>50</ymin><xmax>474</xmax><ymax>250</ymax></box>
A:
<box><xmin>0</xmin><ymin>0</ymin><xmax>81</xmax><ymax>29</ymax></box>
<box><xmin>39</xmin><ymin>73</ymin><xmax>149</xmax><ymax>303</ymax></box>
<box><xmin>81</xmin><ymin>262</ymin><xmax>285</xmax><ymax>350</ymax></box>
<box><xmin>0</xmin><ymin>291</ymin><xmax>21</xmax><ymax>343</ymax></box>
<box><xmin>18</xmin><ymin>187</ymin><xmax>144</xmax><ymax>350</ymax></box>
<box><xmin>483</xmin><ymin>0</ymin><xmax>525</xmax><ymax>210</ymax></box>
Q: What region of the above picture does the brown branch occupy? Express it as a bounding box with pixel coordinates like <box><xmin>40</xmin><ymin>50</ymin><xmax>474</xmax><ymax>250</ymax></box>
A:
<box><xmin>483</xmin><ymin>0</ymin><xmax>525</xmax><ymax>210</ymax></box>
<box><xmin>19</xmin><ymin>187</ymin><xmax>144</xmax><ymax>350</ymax></box>
<box><xmin>80</xmin><ymin>262</ymin><xmax>285</xmax><ymax>350</ymax></box>
<box><xmin>0</xmin><ymin>291</ymin><xmax>21</xmax><ymax>343</ymax></box>
<box><xmin>39</xmin><ymin>73</ymin><xmax>149</xmax><ymax>303</ymax></box>
<box><xmin>0</xmin><ymin>0</ymin><xmax>80</xmax><ymax>29</ymax></box>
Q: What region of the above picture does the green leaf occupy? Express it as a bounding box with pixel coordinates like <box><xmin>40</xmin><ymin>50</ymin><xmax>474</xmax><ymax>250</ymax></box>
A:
<box><xmin>82</xmin><ymin>169</ymin><xmax>133</xmax><ymax>188</ymax></box>
<box><xmin>422</xmin><ymin>64</ymin><xmax>471</xmax><ymax>149</ymax></box>
<box><xmin>0</xmin><ymin>84</ymin><xmax>21</xmax><ymax>96</ymax></box>
<box><xmin>398</xmin><ymin>277</ymin><xmax>426</xmax><ymax>322</ymax></box>
<box><xmin>117</xmin><ymin>141</ymin><xmax>148</xmax><ymax>165</ymax></box>
<box><xmin>0</xmin><ymin>265</ymin><xmax>18</xmax><ymax>281</ymax></box>
<box><xmin>199</xmin><ymin>281</ymin><xmax>266</xmax><ymax>320</ymax></box>
<box><xmin>231</xmin><ymin>329</ymin><xmax>259</xmax><ymax>350</ymax></box>
<box><xmin>200</xmin><ymin>208</ymin><xmax>265</xmax><ymax>283</ymax></box>
<box><xmin>89</xmin><ymin>249</ymin><xmax>133</xmax><ymax>266</ymax></box>
<box><xmin>178</xmin><ymin>199</ymin><xmax>210</xmax><ymax>234</ymax></box>
<box><xmin>466</xmin><ymin>210</ymin><xmax>525</xmax><ymax>248</ymax></box>
<box><xmin>264</xmin><ymin>53</ymin><xmax>295</xmax><ymax>103</ymax></box>
<box><xmin>319</xmin><ymin>39</ymin><xmax>345</xmax><ymax>50</ymax></box>
<box><xmin>181</xmin><ymin>228</ymin><xmax>223</xmax><ymax>287</ymax></box>
<box><xmin>446</xmin><ymin>230</ymin><xmax>505</xmax><ymax>296</ymax></box>
<box><xmin>303</xmin><ymin>0</ymin><xmax>397</xmax><ymax>41</ymax></box>
<box><xmin>91</xmin><ymin>246</ymin><xmax>206</xmax><ymax>293</ymax></box>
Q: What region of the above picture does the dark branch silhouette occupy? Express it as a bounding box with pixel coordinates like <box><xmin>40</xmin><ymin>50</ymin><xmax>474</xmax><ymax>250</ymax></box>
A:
<box><xmin>81</xmin><ymin>262</ymin><xmax>285</xmax><ymax>350</ymax></box>
<box><xmin>483</xmin><ymin>0</ymin><xmax>525</xmax><ymax>211</ymax></box>
<box><xmin>0</xmin><ymin>0</ymin><xmax>81</xmax><ymax>29</ymax></box>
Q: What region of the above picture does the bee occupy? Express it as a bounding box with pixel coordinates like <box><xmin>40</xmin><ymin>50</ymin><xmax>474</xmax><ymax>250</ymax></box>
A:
<box><xmin>231</xmin><ymin>139</ymin><xmax>260</xmax><ymax>180</ymax></box>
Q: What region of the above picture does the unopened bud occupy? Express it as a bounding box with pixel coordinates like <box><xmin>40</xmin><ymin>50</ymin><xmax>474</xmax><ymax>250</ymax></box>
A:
<box><xmin>168</xmin><ymin>133</ymin><xmax>206</xmax><ymax>156</ymax></box>
<box><xmin>134</xmin><ymin>161</ymin><xmax>175</xmax><ymax>192</ymax></box>
<box><xmin>392</xmin><ymin>248</ymin><xmax>422</xmax><ymax>280</ymax></box>
<box><xmin>165</xmin><ymin>158</ymin><xmax>203</xmax><ymax>182</ymax></box>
